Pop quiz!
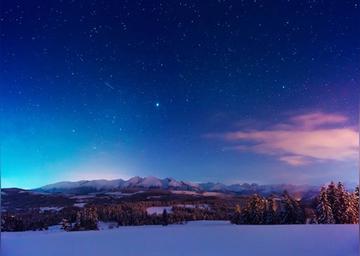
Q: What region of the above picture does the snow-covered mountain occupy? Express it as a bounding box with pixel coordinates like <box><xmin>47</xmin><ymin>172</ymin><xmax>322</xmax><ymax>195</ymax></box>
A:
<box><xmin>36</xmin><ymin>176</ymin><xmax>202</xmax><ymax>194</ymax></box>
<box><xmin>35</xmin><ymin>176</ymin><xmax>319</xmax><ymax>198</ymax></box>
<box><xmin>39</xmin><ymin>179</ymin><xmax>126</xmax><ymax>193</ymax></box>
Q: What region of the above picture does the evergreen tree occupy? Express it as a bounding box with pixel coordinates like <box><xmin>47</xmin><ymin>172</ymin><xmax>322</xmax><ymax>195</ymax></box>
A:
<box><xmin>241</xmin><ymin>194</ymin><xmax>266</xmax><ymax>224</ymax></box>
<box><xmin>317</xmin><ymin>187</ymin><xmax>335</xmax><ymax>224</ymax></box>
<box><xmin>230</xmin><ymin>204</ymin><xmax>242</xmax><ymax>224</ymax></box>
<box><xmin>355</xmin><ymin>186</ymin><xmax>359</xmax><ymax>199</ymax></box>
<box><xmin>336</xmin><ymin>182</ymin><xmax>350</xmax><ymax>223</ymax></box>
<box><xmin>84</xmin><ymin>207</ymin><xmax>98</xmax><ymax>230</ymax></box>
<box><xmin>74</xmin><ymin>211</ymin><xmax>81</xmax><ymax>230</ymax></box>
<box><xmin>354</xmin><ymin>186</ymin><xmax>359</xmax><ymax>221</ymax></box>
<box><xmin>73</xmin><ymin>208</ymin><xmax>98</xmax><ymax>231</ymax></box>
<box><xmin>264</xmin><ymin>198</ymin><xmax>277</xmax><ymax>224</ymax></box>
<box><xmin>325</xmin><ymin>181</ymin><xmax>338</xmax><ymax>221</ymax></box>
<box><xmin>280</xmin><ymin>191</ymin><xmax>304</xmax><ymax>224</ymax></box>
<box><xmin>346</xmin><ymin>186</ymin><xmax>359</xmax><ymax>224</ymax></box>
<box><xmin>304</xmin><ymin>208</ymin><xmax>318</xmax><ymax>224</ymax></box>
<box><xmin>162</xmin><ymin>209</ymin><xmax>169</xmax><ymax>226</ymax></box>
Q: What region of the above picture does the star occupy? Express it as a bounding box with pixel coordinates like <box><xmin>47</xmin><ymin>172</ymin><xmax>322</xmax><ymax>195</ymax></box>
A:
<box><xmin>155</xmin><ymin>102</ymin><xmax>160</xmax><ymax>108</ymax></box>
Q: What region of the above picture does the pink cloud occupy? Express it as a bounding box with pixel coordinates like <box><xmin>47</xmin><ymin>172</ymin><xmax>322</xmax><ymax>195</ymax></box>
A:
<box><xmin>279</xmin><ymin>156</ymin><xmax>310</xmax><ymax>166</ymax></box>
<box><xmin>208</xmin><ymin>112</ymin><xmax>358</xmax><ymax>166</ymax></box>
<box><xmin>290</xmin><ymin>112</ymin><xmax>348</xmax><ymax>129</ymax></box>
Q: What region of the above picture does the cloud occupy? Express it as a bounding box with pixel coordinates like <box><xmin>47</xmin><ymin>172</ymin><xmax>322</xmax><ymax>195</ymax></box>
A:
<box><xmin>279</xmin><ymin>156</ymin><xmax>310</xmax><ymax>166</ymax></box>
<box><xmin>290</xmin><ymin>112</ymin><xmax>348</xmax><ymax>129</ymax></box>
<box><xmin>207</xmin><ymin>112</ymin><xmax>358</xmax><ymax>166</ymax></box>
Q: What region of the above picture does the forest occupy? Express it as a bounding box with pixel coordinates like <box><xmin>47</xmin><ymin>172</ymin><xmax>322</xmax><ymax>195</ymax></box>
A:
<box><xmin>1</xmin><ymin>182</ymin><xmax>358</xmax><ymax>232</ymax></box>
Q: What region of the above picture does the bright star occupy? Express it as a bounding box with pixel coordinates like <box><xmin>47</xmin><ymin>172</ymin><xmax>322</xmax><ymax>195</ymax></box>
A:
<box><xmin>155</xmin><ymin>102</ymin><xmax>160</xmax><ymax>107</ymax></box>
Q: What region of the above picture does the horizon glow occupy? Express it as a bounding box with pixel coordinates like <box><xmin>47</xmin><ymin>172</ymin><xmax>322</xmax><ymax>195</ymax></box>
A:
<box><xmin>1</xmin><ymin>1</ymin><xmax>359</xmax><ymax>189</ymax></box>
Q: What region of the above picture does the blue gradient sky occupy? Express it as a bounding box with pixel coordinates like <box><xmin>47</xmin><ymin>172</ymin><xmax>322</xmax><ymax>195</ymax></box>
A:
<box><xmin>1</xmin><ymin>1</ymin><xmax>359</xmax><ymax>188</ymax></box>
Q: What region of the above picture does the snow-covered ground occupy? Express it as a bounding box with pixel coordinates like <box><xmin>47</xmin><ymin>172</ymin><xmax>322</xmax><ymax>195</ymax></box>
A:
<box><xmin>73</xmin><ymin>203</ymin><xmax>87</xmax><ymax>208</ymax></box>
<box><xmin>146</xmin><ymin>206</ymin><xmax>173</xmax><ymax>215</ymax></box>
<box><xmin>175</xmin><ymin>204</ymin><xmax>210</xmax><ymax>210</ymax></box>
<box><xmin>171</xmin><ymin>190</ymin><xmax>199</xmax><ymax>195</ymax></box>
<box><xmin>39</xmin><ymin>207</ymin><xmax>64</xmax><ymax>212</ymax></box>
<box><xmin>1</xmin><ymin>222</ymin><xmax>358</xmax><ymax>256</ymax></box>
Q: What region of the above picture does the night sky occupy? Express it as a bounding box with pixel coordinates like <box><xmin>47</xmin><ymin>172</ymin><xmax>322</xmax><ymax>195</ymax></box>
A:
<box><xmin>1</xmin><ymin>1</ymin><xmax>359</xmax><ymax>189</ymax></box>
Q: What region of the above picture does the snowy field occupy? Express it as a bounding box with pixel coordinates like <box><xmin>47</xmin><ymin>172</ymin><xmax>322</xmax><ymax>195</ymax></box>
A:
<box><xmin>1</xmin><ymin>221</ymin><xmax>358</xmax><ymax>256</ymax></box>
<box><xmin>146</xmin><ymin>206</ymin><xmax>173</xmax><ymax>215</ymax></box>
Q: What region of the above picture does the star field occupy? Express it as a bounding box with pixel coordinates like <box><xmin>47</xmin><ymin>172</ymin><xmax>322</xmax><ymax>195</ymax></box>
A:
<box><xmin>1</xmin><ymin>0</ymin><xmax>359</xmax><ymax>188</ymax></box>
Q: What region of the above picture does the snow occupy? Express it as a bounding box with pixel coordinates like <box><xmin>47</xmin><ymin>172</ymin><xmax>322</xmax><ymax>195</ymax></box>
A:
<box><xmin>70</xmin><ymin>195</ymin><xmax>95</xmax><ymax>200</ymax></box>
<box><xmin>84</xmin><ymin>179</ymin><xmax>124</xmax><ymax>190</ymax></box>
<box><xmin>202</xmin><ymin>192</ymin><xmax>227</xmax><ymax>197</ymax></box>
<box><xmin>171</xmin><ymin>190</ymin><xmax>199</xmax><ymax>195</ymax></box>
<box><xmin>104</xmin><ymin>191</ymin><xmax>126</xmax><ymax>197</ymax></box>
<box><xmin>36</xmin><ymin>176</ymin><xmax>324</xmax><ymax>198</ymax></box>
<box><xmin>201</xmin><ymin>182</ymin><xmax>227</xmax><ymax>191</ymax></box>
<box><xmin>40</xmin><ymin>179</ymin><xmax>125</xmax><ymax>191</ymax></box>
<box><xmin>123</xmin><ymin>176</ymin><xmax>143</xmax><ymax>187</ymax></box>
<box><xmin>41</xmin><ymin>181</ymin><xmax>88</xmax><ymax>190</ymax></box>
<box><xmin>71</xmin><ymin>195</ymin><xmax>94</xmax><ymax>206</ymax></box>
<box><xmin>139</xmin><ymin>176</ymin><xmax>163</xmax><ymax>188</ymax></box>
<box><xmin>97</xmin><ymin>221</ymin><xmax>118</xmax><ymax>230</ymax></box>
<box><xmin>105</xmin><ymin>191</ymin><xmax>143</xmax><ymax>197</ymax></box>
<box><xmin>39</xmin><ymin>207</ymin><xmax>63</xmax><ymax>212</ymax></box>
<box><xmin>73</xmin><ymin>203</ymin><xmax>86</xmax><ymax>208</ymax></box>
<box><xmin>146</xmin><ymin>206</ymin><xmax>173</xmax><ymax>215</ymax></box>
<box><xmin>2</xmin><ymin>222</ymin><xmax>358</xmax><ymax>256</ymax></box>
<box><xmin>167</xmin><ymin>178</ymin><xmax>182</xmax><ymax>187</ymax></box>
<box><xmin>175</xmin><ymin>204</ymin><xmax>210</xmax><ymax>210</ymax></box>
<box><xmin>182</xmin><ymin>181</ymin><xmax>201</xmax><ymax>189</ymax></box>
<box><xmin>46</xmin><ymin>225</ymin><xmax>63</xmax><ymax>232</ymax></box>
<box><xmin>170</xmin><ymin>190</ymin><xmax>227</xmax><ymax>197</ymax></box>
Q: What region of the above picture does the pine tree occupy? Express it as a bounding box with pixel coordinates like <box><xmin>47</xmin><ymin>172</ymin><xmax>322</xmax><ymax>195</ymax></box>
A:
<box><xmin>74</xmin><ymin>211</ymin><xmax>81</xmax><ymax>230</ymax></box>
<box><xmin>162</xmin><ymin>209</ymin><xmax>169</xmax><ymax>226</ymax></box>
<box><xmin>325</xmin><ymin>181</ymin><xmax>338</xmax><ymax>221</ymax></box>
<box><xmin>241</xmin><ymin>194</ymin><xmax>266</xmax><ymax>224</ymax></box>
<box><xmin>230</xmin><ymin>204</ymin><xmax>242</xmax><ymax>224</ymax></box>
<box><xmin>346</xmin><ymin>186</ymin><xmax>359</xmax><ymax>224</ymax></box>
<box><xmin>280</xmin><ymin>191</ymin><xmax>304</xmax><ymax>224</ymax></box>
<box><xmin>317</xmin><ymin>186</ymin><xmax>335</xmax><ymax>224</ymax></box>
<box><xmin>354</xmin><ymin>186</ymin><xmax>359</xmax><ymax>221</ymax></box>
<box><xmin>264</xmin><ymin>198</ymin><xmax>277</xmax><ymax>224</ymax></box>
<box><xmin>85</xmin><ymin>207</ymin><xmax>99</xmax><ymax>230</ymax></box>
<box><xmin>335</xmin><ymin>182</ymin><xmax>351</xmax><ymax>223</ymax></box>
<box><xmin>355</xmin><ymin>186</ymin><xmax>359</xmax><ymax>199</ymax></box>
<box><xmin>73</xmin><ymin>208</ymin><xmax>98</xmax><ymax>231</ymax></box>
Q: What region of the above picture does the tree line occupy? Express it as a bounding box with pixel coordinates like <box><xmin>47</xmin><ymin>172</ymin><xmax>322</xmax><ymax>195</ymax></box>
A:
<box><xmin>231</xmin><ymin>182</ymin><xmax>359</xmax><ymax>225</ymax></box>
<box><xmin>1</xmin><ymin>182</ymin><xmax>358</xmax><ymax>232</ymax></box>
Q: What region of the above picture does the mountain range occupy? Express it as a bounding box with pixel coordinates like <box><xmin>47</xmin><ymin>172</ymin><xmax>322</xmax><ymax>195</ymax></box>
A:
<box><xmin>35</xmin><ymin>176</ymin><xmax>320</xmax><ymax>198</ymax></box>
